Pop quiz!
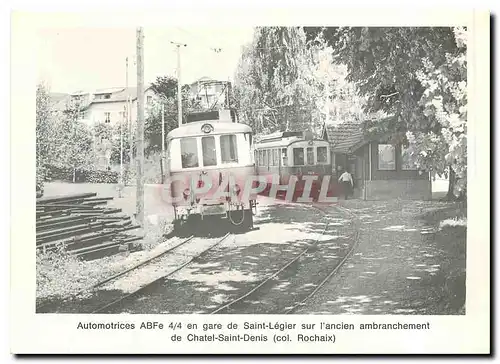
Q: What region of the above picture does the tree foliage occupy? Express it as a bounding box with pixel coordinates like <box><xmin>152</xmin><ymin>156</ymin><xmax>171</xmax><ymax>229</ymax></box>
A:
<box><xmin>234</xmin><ymin>27</ymin><xmax>367</xmax><ymax>137</ymax></box>
<box><xmin>303</xmin><ymin>26</ymin><xmax>467</xmax><ymax>195</ymax></box>
<box><xmin>233</xmin><ymin>27</ymin><xmax>319</xmax><ymax>135</ymax></box>
<box><xmin>146</xmin><ymin>76</ymin><xmax>203</xmax><ymax>156</ymax></box>
<box><xmin>52</xmin><ymin>105</ymin><xmax>95</xmax><ymax>170</ymax></box>
<box><xmin>36</xmin><ymin>83</ymin><xmax>56</xmax><ymax>187</ymax></box>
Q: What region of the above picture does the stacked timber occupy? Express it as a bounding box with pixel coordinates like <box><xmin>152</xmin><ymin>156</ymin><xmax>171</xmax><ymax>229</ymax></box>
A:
<box><xmin>36</xmin><ymin>193</ymin><xmax>142</xmax><ymax>261</ymax></box>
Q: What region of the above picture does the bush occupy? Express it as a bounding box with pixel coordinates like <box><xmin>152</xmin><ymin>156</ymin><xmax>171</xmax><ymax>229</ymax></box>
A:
<box><xmin>44</xmin><ymin>165</ymin><xmax>118</xmax><ymax>184</ymax></box>
<box><xmin>80</xmin><ymin>169</ymin><xmax>118</xmax><ymax>184</ymax></box>
<box><xmin>36</xmin><ymin>165</ymin><xmax>46</xmax><ymax>194</ymax></box>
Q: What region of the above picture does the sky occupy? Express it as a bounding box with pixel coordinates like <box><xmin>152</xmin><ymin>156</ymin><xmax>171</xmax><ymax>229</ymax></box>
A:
<box><xmin>37</xmin><ymin>27</ymin><xmax>256</xmax><ymax>93</ymax></box>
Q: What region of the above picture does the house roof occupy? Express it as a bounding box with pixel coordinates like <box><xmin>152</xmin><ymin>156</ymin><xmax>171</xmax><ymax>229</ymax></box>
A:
<box><xmin>49</xmin><ymin>85</ymin><xmax>153</xmax><ymax>111</ymax></box>
<box><xmin>322</xmin><ymin>121</ymin><xmax>365</xmax><ymax>154</ymax></box>
<box><xmin>91</xmin><ymin>87</ymin><xmax>138</xmax><ymax>103</ymax></box>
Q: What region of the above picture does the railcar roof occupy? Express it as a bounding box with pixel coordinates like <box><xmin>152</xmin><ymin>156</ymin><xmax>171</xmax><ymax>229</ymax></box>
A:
<box><xmin>255</xmin><ymin>138</ymin><xmax>329</xmax><ymax>149</ymax></box>
<box><xmin>254</xmin><ymin>136</ymin><xmax>303</xmax><ymax>149</ymax></box>
<box><xmin>166</xmin><ymin>121</ymin><xmax>252</xmax><ymax>139</ymax></box>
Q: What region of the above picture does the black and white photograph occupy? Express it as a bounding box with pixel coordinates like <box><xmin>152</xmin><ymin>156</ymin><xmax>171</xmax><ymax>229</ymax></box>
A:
<box><xmin>33</xmin><ymin>24</ymin><xmax>470</xmax><ymax>316</ymax></box>
<box><xmin>9</xmin><ymin>7</ymin><xmax>490</xmax><ymax>355</ymax></box>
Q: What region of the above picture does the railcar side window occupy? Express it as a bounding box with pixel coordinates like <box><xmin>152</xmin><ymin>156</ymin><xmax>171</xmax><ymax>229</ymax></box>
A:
<box><xmin>293</xmin><ymin>148</ymin><xmax>304</xmax><ymax>166</ymax></box>
<box><xmin>180</xmin><ymin>138</ymin><xmax>199</xmax><ymax>168</ymax></box>
<box><xmin>306</xmin><ymin>147</ymin><xmax>314</xmax><ymax>165</ymax></box>
<box><xmin>202</xmin><ymin>136</ymin><xmax>217</xmax><ymax>166</ymax></box>
<box><xmin>273</xmin><ymin>149</ymin><xmax>279</xmax><ymax>166</ymax></box>
<box><xmin>317</xmin><ymin>146</ymin><xmax>328</xmax><ymax>163</ymax></box>
<box><xmin>221</xmin><ymin>134</ymin><xmax>239</xmax><ymax>163</ymax></box>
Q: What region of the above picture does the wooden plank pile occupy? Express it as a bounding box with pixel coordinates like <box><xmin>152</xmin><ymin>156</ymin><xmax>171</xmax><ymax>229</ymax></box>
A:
<box><xmin>36</xmin><ymin>193</ymin><xmax>142</xmax><ymax>261</ymax></box>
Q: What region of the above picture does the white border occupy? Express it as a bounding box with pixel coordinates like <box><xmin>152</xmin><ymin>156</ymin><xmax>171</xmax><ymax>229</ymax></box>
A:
<box><xmin>9</xmin><ymin>6</ymin><xmax>491</xmax><ymax>355</ymax></box>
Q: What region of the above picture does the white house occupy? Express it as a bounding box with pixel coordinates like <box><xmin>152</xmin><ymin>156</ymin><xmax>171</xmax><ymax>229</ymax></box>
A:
<box><xmin>52</xmin><ymin>85</ymin><xmax>158</xmax><ymax>125</ymax></box>
<box><xmin>50</xmin><ymin>85</ymin><xmax>158</xmax><ymax>169</ymax></box>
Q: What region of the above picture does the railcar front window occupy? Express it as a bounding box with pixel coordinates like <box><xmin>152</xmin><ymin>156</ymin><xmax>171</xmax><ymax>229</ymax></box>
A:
<box><xmin>180</xmin><ymin>138</ymin><xmax>199</xmax><ymax>168</ymax></box>
<box><xmin>317</xmin><ymin>146</ymin><xmax>328</xmax><ymax>163</ymax></box>
<box><xmin>306</xmin><ymin>147</ymin><xmax>314</xmax><ymax>165</ymax></box>
<box><xmin>221</xmin><ymin>134</ymin><xmax>239</xmax><ymax>163</ymax></box>
<box><xmin>202</xmin><ymin>136</ymin><xmax>217</xmax><ymax>166</ymax></box>
<box><xmin>293</xmin><ymin>148</ymin><xmax>305</xmax><ymax>166</ymax></box>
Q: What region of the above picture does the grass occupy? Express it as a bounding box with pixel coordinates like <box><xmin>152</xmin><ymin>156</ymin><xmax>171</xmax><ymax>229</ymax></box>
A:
<box><xmin>36</xmin><ymin>187</ymin><xmax>174</xmax><ymax>303</ymax></box>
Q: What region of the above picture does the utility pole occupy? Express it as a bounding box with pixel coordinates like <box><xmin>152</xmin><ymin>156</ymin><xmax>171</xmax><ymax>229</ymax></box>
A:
<box><xmin>126</xmin><ymin>56</ymin><xmax>135</xmax><ymax>186</ymax></box>
<box><xmin>128</xmin><ymin>95</ymin><xmax>133</xmax><ymax>179</ymax></box>
<box><xmin>171</xmin><ymin>42</ymin><xmax>186</xmax><ymax>127</ymax></box>
<box><xmin>125</xmin><ymin>56</ymin><xmax>129</xmax><ymax>186</ymax></box>
<box><xmin>136</xmin><ymin>27</ymin><xmax>145</xmax><ymax>227</ymax></box>
<box><xmin>118</xmin><ymin>105</ymin><xmax>124</xmax><ymax>198</ymax></box>
<box><xmin>161</xmin><ymin>103</ymin><xmax>165</xmax><ymax>183</ymax></box>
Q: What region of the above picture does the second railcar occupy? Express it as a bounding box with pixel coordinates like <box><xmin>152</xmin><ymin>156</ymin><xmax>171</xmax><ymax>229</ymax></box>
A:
<box><xmin>254</xmin><ymin>131</ymin><xmax>335</xmax><ymax>200</ymax></box>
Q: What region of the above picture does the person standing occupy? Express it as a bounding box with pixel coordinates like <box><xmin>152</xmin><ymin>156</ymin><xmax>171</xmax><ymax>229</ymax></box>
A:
<box><xmin>338</xmin><ymin>169</ymin><xmax>354</xmax><ymax>200</ymax></box>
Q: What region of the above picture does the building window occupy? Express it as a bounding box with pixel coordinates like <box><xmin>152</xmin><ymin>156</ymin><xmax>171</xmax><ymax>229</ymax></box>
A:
<box><xmin>401</xmin><ymin>145</ymin><xmax>418</xmax><ymax>170</ymax></box>
<box><xmin>180</xmin><ymin>138</ymin><xmax>199</xmax><ymax>168</ymax></box>
<box><xmin>147</xmin><ymin>95</ymin><xmax>153</xmax><ymax>104</ymax></box>
<box><xmin>378</xmin><ymin>144</ymin><xmax>396</xmax><ymax>170</ymax></box>
<box><xmin>201</xmin><ymin>136</ymin><xmax>217</xmax><ymax>167</ymax></box>
<box><xmin>293</xmin><ymin>148</ymin><xmax>305</xmax><ymax>166</ymax></box>
<box><xmin>220</xmin><ymin>135</ymin><xmax>238</xmax><ymax>163</ymax></box>
<box><xmin>104</xmin><ymin>112</ymin><xmax>111</xmax><ymax>123</ymax></box>
<box><xmin>317</xmin><ymin>146</ymin><xmax>328</xmax><ymax>164</ymax></box>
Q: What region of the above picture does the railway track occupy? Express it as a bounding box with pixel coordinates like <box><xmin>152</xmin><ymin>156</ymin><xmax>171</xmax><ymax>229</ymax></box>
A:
<box><xmin>92</xmin><ymin>233</ymin><xmax>233</xmax><ymax>314</ymax></box>
<box><xmin>209</xmin><ymin>203</ymin><xmax>359</xmax><ymax>314</ymax></box>
<box><xmin>36</xmin><ymin>235</ymin><xmax>197</xmax><ymax>313</ymax></box>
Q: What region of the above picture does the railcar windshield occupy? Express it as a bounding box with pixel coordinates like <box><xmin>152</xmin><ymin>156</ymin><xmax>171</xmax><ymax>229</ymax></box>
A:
<box><xmin>293</xmin><ymin>148</ymin><xmax>305</xmax><ymax>166</ymax></box>
<box><xmin>317</xmin><ymin>146</ymin><xmax>328</xmax><ymax>163</ymax></box>
<box><xmin>181</xmin><ymin>138</ymin><xmax>199</xmax><ymax>168</ymax></box>
<box><xmin>202</xmin><ymin>136</ymin><xmax>217</xmax><ymax>166</ymax></box>
<box><xmin>221</xmin><ymin>134</ymin><xmax>239</xmax><ymax>163</ymax></box>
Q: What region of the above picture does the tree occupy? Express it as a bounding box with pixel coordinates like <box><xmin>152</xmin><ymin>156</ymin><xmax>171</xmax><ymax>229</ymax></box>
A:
<box><xmin>303</xmin><ymin>26</ymin><xmax>467</xmax><ymax>197</ymax></box>
<box><xmin>36</xmin><ymin>83</ymin><xmax>56</xmax><ymax>190</ymax></box>
<box><xmin>407</xmin><ymin>27</ymin><xmax>467</xmax><ymax>198</ymax></box>
<box><xmin>146</xmin><ymin>76</ymin><xmax>204</xmax><ymax>155</ymax></box>
<box><xmin>51</xmin><ymin>102</ymin><xmax>95</xmax><ymax>179</ymax></box>
<box><xmin>233</xmin><ymin>27</ymin><xmax>321</xmax><ymax>135</ymax></box>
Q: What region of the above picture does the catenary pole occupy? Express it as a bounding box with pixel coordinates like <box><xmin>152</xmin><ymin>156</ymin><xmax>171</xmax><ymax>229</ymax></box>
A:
<box><xmin>171</xmin><ymin>42</ymin><xmax>186</xmax><ymax>127</ymax></box>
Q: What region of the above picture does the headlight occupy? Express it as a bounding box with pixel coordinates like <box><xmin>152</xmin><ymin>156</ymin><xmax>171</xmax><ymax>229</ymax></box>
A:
<box><xmin>183</xmin><ymin>188</ymin><xmax>191</xmax><ymax>199</ymax></box>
